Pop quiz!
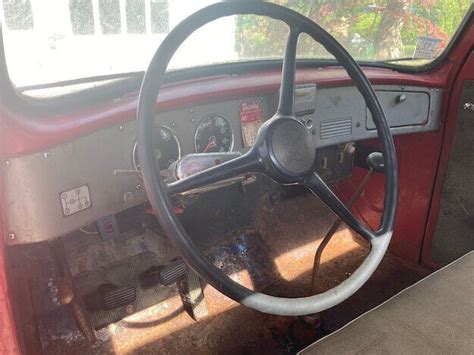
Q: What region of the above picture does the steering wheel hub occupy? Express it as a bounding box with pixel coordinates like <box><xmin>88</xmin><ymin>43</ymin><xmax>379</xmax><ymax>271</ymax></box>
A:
<box><xmin>269</xmin><ymin>118</ymin><xmax>316</xmax><ymax>177</ymax></box>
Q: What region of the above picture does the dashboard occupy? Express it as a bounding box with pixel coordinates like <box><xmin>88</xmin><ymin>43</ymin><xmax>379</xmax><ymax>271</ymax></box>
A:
<box><xmin>3</xmin><ymin>82</ymin><xmax>442</xmax><ymax>245</ymax></box>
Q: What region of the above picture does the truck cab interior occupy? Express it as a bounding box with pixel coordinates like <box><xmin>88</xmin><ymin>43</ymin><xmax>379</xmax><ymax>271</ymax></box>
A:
<box><xmin>0</xmin><ymin>1</ymin><xmax>473</xmax><ymax>354</ymax></box>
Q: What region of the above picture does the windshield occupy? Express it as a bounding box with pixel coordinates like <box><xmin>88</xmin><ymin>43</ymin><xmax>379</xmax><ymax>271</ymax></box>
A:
<box><xmin>1</xmin><ymin>0</ymin><xmax>472</xmax><ymax>88</ymax></box>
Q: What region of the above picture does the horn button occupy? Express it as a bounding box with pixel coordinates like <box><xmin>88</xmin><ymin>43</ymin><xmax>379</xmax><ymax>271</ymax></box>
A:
<box><xmin>269</xmin><ymin>118</ymin><xmax>316</xmax><ymax>177</ymax></box>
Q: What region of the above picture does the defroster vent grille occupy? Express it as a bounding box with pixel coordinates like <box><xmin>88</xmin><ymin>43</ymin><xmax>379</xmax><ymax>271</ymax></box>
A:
<box><xmin>320</xmin><ymin>117</ymin><xmax>352</xmax><ymax>139</ymax></box>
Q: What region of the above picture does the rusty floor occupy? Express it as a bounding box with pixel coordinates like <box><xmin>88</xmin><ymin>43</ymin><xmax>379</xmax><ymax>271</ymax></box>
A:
<box><xmin>16</xmin><ymin>193</ymin><xmax>430</xmax><ymax>354</ymax></box>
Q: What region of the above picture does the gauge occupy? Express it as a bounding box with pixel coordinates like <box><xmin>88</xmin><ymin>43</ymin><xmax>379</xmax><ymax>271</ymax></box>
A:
<box><xmin>133</xmin><ymin>126</ymin><xmax>180</xmax><ymax>170</ymax></box>
<box><xmin>194</xmin><ymin>115</ymin><xmax>234</xmax><ymax>153</ymax></box>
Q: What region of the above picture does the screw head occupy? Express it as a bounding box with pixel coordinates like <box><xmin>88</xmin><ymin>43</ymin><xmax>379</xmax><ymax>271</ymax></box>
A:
<box><xmin>8</xmin><ymin>233</ymin><xmax>15</xmax><ymax>240</ymax></box>
<box><xmin>119</xmin><ymin>125</ymin><xmax>124</xmax><ymax>131</ymax></box>
<box><xmin>3</xmin><ymin>160</ymin><xmax>10</xmax><ymax>168</ymax></box>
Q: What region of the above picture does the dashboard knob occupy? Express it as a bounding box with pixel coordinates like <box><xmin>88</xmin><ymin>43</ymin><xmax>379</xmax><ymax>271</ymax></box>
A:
<box><xmin>366</xmin><ymin>152</ymin><xmax>385</xmax><ymax>173</ymax></box>
<box><xmin>395</xmin><ymin>94</ymin><xmax>407</xmax><ymax>104</ymax></box>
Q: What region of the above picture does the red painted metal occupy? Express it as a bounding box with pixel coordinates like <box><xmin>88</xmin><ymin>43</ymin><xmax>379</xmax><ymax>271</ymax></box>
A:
<box><xmin>1</xmin><ymin>65</ymin><xmax>453</xmax><ymax>158</ymax></box>
<box><xmin>336</xmin><ymin>132</ymin><xmax>445</xmax><ymax>263</ymax></box>
<box><xmin>421</xmin><ymin>51</ymin><xmax>474</xmax><ymax>267</ymax></box>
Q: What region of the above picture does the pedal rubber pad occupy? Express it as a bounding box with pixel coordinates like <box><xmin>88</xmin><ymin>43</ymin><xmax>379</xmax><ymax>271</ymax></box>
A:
<box><xmin>159</xmin><ymin>260</ymin><xmax>187</xmax><ymax>286</ymax></box>
<box><xmin>102</xmin><ymin>286</ymin><xmax>136</xmax><ymax>311</ymax></box>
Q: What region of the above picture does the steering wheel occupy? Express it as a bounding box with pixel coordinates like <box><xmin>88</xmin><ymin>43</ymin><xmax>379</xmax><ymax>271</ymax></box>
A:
<box><xmin>137</xmin><ymin>2</ymin><xmax>398</xmax><ymax>316</ymax></box>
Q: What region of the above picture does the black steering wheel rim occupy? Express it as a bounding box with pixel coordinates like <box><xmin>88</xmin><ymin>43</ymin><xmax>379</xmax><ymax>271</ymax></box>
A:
<box><xmin>137</xmin><ymin>1</ymin><xmax>398</xmax><ymax>316</ymax></box>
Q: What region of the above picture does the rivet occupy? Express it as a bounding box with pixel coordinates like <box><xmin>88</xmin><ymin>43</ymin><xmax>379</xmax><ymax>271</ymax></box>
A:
<box><xmin>119</xmin><ymin>125</ymin><xmax>124</xmax><ymax>131</ymax></box>
<box><xmin>189</xmin><ymin>108</ymin><xmax>194</xmax><ymax>113</ymax></box>
<box><xmin>3</xmin><ymin>160</ymin><xmax>10</xmax><ymax>168</ymax></box>
<box><xmin>52</xmin><ymin>297</ymin><xmax>58</xmax><ymax>303</ymax></box>
<box><xmin>8</xmin><ymin>233</ymin><xmax>15</xmax><ymax>240</ymax></box>
<box><xmin>43</xmin><ymin>152</ymin><xmax>51</xmax><ymax>159</ymax></box>
<box><xmin>171</xmin><ymin>122</ymin><xmax>176</xmax><ymax>127</ymax></box>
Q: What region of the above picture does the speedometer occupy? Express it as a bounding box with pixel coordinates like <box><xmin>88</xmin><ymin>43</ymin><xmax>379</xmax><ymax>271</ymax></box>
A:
<box><xmin>133</xmin><ymin>126</ymin><xmax>180</xmax><ymax>170</ymax></box>
<box><xmin>194</xmin><ymin>115</ymin><xmax>234</xmax><ymax>153</ymax></box>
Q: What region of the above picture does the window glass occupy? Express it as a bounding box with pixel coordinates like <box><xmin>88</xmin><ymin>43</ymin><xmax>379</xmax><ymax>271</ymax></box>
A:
<box><xmin>1</xmin><ymin>0</ymin><xmax>472</xmax><ymax>88</ymax></box>
<box><xmin>126</xmin><ymin>0</ymin><xmax>145</xmax><ymax>34</ymax></box>
<box><xmin>70</xmin><ymin>0</ymin><xmax>94</xmax><ymax>35</ymax></box>
<box><xmin>2</xmin><ymin>0</ymin><xmax>33</xmax><ymax>30</ymax></box>
<box><xmin>151</xmin><ymin>0</ymin><xmax>168</xmax><ymax>34</ymax></box>
<box><xmin>98</xmin><ymin>0</ymin><xmax>121</xmax><ymax>34</ymax></box>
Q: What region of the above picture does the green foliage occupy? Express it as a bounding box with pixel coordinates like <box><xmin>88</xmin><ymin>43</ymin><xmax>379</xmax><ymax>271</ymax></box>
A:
<box><xmin>235</xmin><ymin>0</ymin><xmax>472</xmax><ymax>62</ymax></box>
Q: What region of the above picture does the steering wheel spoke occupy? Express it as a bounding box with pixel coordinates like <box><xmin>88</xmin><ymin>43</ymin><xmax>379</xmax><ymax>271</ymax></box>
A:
<box><xmin>303</xmin><ymin>172</ymin><xmax>375</xmax><ymax>241</ymax></box>
<box><xmin>167</xmin><ymin>151</ymin><xmax>263</xmax><ymax>195</ymax></box>
<box><xmin>277</xmin><ymin>28</ymin><xmax>300</xmax><ymax>117</ymax></box>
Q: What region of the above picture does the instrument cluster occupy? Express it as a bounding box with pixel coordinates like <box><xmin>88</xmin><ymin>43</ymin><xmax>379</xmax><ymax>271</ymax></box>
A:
<box><xmin>133</xmin><ymin>114</ymin><xmax>236</xmax><ymax>171</ymax></box>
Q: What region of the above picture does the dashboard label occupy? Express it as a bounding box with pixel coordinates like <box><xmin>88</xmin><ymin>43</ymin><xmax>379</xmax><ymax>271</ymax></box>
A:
<box><xmin>59</xmin><ymin>184</ymin><xmax>92</xmax><ymax>217</ymax></box>
<box><xmin>240</xmin><ymin>100</ymin><xmax>263</xmax><ymax>147</ymax></box>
